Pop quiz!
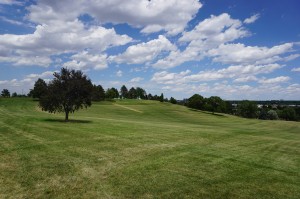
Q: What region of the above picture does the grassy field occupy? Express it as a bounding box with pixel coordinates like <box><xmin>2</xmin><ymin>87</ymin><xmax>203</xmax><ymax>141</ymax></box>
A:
<box><xmin>0</xmin><ymin>98</ymin><xmax>299</xmax><ymax>198</ymax></box>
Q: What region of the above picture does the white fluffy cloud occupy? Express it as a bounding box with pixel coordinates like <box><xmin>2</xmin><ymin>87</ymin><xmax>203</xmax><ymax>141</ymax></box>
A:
<box><xmin>63</xmin><ymin>51</ymin><xmax>108</xmax><ymax>70</ymax></box>
<box><xmin>130</xmin><ymin>77</ymin><xmax>144</xmax><ymax>83</ymax></box>
<box><xmin>110</xmin><ymin>35</ymin><xmax>176</xmax><ymax>64</ymax></box>
<box><xmin>0</xmin><ymin>70</ymin><xmax>55</xmax><ymax>94</ymax></box>
<box><xmin>0</xmin><ymin>19</ymin><xmax>131</xmax><ymax>67</ymax></box>
<box><xmin>116</xmin><ymin>70</ymin><xmax>123</xmax><ymax>77</ymax></box>
<box><xmin>258</xmin><ymin>76</ymin><xmax>290</xmax><ymax>84</ymax></box>
<box><xmin>0</xmin><ymin>0</ymin><xmax>22</xmax><ymax>5</ymax></box>
<box><xmin>291</xmin><ymin>67</ymin><xmax>300</xmax><ymax>72</ymax></box>
<box><xmin>152</xmin><ymin>64</ymin><xmax>282</xmax><ymax>85</ymax></box>
<box><xmin>153</xmin><ymin>13</ymin><xmax>250</xmax><ymax>69</ymax></box>
<box><xmin>180</xmin><ymin>13</ymin><xmax>248</xmax><ymax>43</ymax></box>
<box><xmin>27</xmin><ymin>0</ymin><xmax>202</xmax><ymax>35</ymax></box>
<box><xmin>208</xmin><ymin>43</ymin><xmax>294</xmax><ymax>65</ymax></box>
<box><xmin>244</xmin><ymin>14</ymin><xmax>260</xmax><ymax>24</ymax></box>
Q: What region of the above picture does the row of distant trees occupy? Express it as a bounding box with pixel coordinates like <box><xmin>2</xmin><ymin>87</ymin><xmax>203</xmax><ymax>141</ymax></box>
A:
<box><xmin>1</xmin><ymin>89</ymin><xmax>27</xmax><ymax>98</ymax></box>
<box><xmin>229</xmin><ymin>100</ymin><xmax>300</xmax><ymax>121</ymax></box>
<box><xmin>28</xmin><ymin>78</ymin><xmax>170</xmax><ymax>103</ymax></box>
<box><xmin>185</xmin><ymin>94</ymin><xmax>300</xmax><ymax>121</ymax></box>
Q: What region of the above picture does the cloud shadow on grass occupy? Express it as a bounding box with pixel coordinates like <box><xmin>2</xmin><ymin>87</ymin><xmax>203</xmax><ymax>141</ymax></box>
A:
<box><xmin>43</xmin><ymin>118</ymin><xmax>92</xmax><ymax>123</ymax></box>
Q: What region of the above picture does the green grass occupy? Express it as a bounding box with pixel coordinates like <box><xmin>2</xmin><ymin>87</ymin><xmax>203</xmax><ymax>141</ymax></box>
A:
<box><xmin>0</xmin><ymin>98</ymin><xmax>299</xmax><ymax>198</ymax></box>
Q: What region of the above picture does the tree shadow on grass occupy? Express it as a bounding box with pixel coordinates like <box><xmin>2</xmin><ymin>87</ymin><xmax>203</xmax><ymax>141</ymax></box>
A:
<box><xmin>43</xmin><ymin>118</ymin><xmax>92</xmax><ymax>123</ymax></box>
<box><xmin>189</xmin><ymin>108</ymin><xmax>226</xmax><ymax>117</ymax></box>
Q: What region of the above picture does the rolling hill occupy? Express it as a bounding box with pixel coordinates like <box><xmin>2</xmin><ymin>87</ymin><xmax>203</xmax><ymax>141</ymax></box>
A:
<box><xmin>0</xmin><ymin>98</ymin><xmax>299</xmax><ymax>198</ymax></box>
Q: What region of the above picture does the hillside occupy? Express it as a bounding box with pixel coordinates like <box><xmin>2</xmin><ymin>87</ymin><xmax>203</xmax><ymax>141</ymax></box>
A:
<box><xmin>0</xmin><ymin>98</ymin><xmax>299</xmax><ymax>198</ymax></box>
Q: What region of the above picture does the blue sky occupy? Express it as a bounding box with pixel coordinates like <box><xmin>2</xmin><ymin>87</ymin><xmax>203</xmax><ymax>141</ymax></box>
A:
<box><xmin>0</xmin><ymin>0</ymin><xmax>300</xmax><ymax>100</ymax></box>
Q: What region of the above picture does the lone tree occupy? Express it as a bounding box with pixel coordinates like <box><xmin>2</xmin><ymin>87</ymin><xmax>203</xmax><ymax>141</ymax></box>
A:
<box><xmin>1</xmin><ymin>89</ymin><xmax>10</xmax><ymax>97</ymax></box>
<box><xmin>39</xmin><ymin>68</ymin><xmax>93</xmax><ymax>121</ymax></box>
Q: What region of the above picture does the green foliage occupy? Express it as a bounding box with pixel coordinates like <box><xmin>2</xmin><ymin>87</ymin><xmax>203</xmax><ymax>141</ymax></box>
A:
<box><xmin>1</xmin><ymin>89</ymin><xmax>10</xmax><ymax>97</ymax></box>
<box><xmin>136</xmin><ymin>87</ymin><xmax>146</xmax><ymax>99</ymax></box>
<box><xmin>12</xmin><ymin>92</ymin><xmax>18</xmax><ymax>97</ymax></box>
<box><xmin>259</xmin><ymin>109</ymin><xmax>268</xmax><ymax>120</ymax></box>
<box><xmin>120</xmin><ymin>85</ymin><xmax>128</xmax><ymax>99</ymax></box>
<box><xmin>187</xmin><ymin>94</ymin><xmax>204</xmax><ymax>110</ymax></box>
<box><xmin>169</xmin><ymin>97</ymin><xmax>177</xmax><ymax>104</ymax></box>
<box><xmin>128</xmin><ymin>87</ymin><xmax>137</xmax><ymax>99</ymax></box>
<box><xmin>267</xmin><ymin>110</ymin><xmax>279</xmax><ymax>120</ymax></box>
<box><xmin>105</xmin><ymin>88</ymin><xmax>119</xmax><ymax>99</ymax></box>
<box><xmin>39</xmin><ymin>68</ymin><xmax>93</xmax><ymax>121</ymax></box>
<box><xmin>237</xmin><ymin>100</ymin><xmax>258</xmax><ymax>118</ymax></box>
<box><xmin>159</xmin><ymin>93</ymin><xmax>164</xmax><ymax>102</ymax></box>
<box><xmin>206</xmin><ymin>96</ymin><xmax>227</xmax><ymax>113</ymax></box>
<box><xmin>92</xmin><ymin>85</ymin><xmax>105</xmax><ymax>101</ymax></box>
<box><xmin>31</xmin><ymin>78</ymin><xmax>47</xmax><ymax>99</ymax></box>
<box><xmin>278</xmin><ymin>107</ymin><xmax>297</xmax><ymax>121</ymax></box>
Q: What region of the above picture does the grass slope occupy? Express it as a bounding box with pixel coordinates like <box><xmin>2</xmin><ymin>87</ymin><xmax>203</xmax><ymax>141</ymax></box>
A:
<box><xmin>0</xmin><ymin>98</ymin><xmax>299</xmax><ymax>198</ymax></box>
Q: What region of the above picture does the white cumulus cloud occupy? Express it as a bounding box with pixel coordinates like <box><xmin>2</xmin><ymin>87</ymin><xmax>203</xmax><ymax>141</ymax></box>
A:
<box><xmin>27</xmin><ymin>0</ymin><xmax>202</xmax><ymax>35</ymax></box>
<box><xmin>110</xmin><ymin>35</ymin><xmax>176</xmax><ymax>65</ymax></box>
<box><xmin>291</xmin><ymin>67</ymin><xmax>300</xmax><ymax>72</ymax></box>
<box><xmin>244</xmin><ymin>14</ymin><xmax>260</xmax><ymax>24</ymax></box>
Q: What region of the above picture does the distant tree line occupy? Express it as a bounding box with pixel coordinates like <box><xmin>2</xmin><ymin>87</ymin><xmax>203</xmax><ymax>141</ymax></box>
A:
<box><xmin>1</xmin><ymin>88</ymin><xmax>27</xmax><ymax>98</ymax></box>
<box><xmin>184</xmin><ymin>94</ymin><xmax>300</xmax><ymax>121</ymax></box>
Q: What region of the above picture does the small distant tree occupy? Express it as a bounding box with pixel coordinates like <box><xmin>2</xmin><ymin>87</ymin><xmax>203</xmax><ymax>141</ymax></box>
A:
<box><xmin>12</xmin><ymin>92</ymin><xmax>18</xmax><ymax>97</ymax></box>
<box><xmin>105</xmin><ymin>88</ymin><xmax>117</xmax><ymax>99</ymax></box>
<box><xmin>31</xmin><ymin>78</ymin><xmax>47</xmax><ymax>99</ymax></box>
<box><xmin>92</xmin><ymin>85</ymin><xmax>105</xmax><ymax>101</ymax></box>
<box><xmin>159</xmin><ymin>93</ymin><xmax>164</xmax><ymax>102</ymax></box>
<box><xmin>147</xmin><ymin>93</ymin><xmax>153</xmax><ymax>100</ymax></box>
<box><xmin>170</xmin><ymin>97</ymin><xmax>177</xmax><ymax>104</ymax></box>
<box><xmin>39</xmin><ymin>68</ymin><xmax>93</xmax><ymax>122</ymax></box>
<box><xmin>120</xmin><ymin>85</ymin><xmax>128</xmax><ymax>99</ymax></box>
<box><xmin>136</xmin><ymin>87</ymin><xmax>146</xmax><ymax>99</ymax></box>
<box><xmin>187</xmin><ymin>94</ymin><xmax>204</xmax><ymax>110</ymax></box>
<box><xmin>1</xmin><ymin>89</ymin><xmax>10</xmax><ymax>97</ymax></box>
<box><xmin>112</xmin><ymin>87</ymin><xmax>119</xmax><ymax>98</ymax></box>
<box><xmin>128</xmin><ymin>87</ymin><xmax>137</xmax><ymax>99</ymax></box>
<box><xmin>237</xmin><ymin>100</ymin><xmax>258</xmax><ymax>118</ymax></box>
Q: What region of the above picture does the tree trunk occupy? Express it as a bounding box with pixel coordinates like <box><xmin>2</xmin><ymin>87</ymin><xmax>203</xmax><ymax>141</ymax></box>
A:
<box><xmin>65</xmin><ymin>110</ymin><xmax>69</xmax><ymax>122</ymax></box>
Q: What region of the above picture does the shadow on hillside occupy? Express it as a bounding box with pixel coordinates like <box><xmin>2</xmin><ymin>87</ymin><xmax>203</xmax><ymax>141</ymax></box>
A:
<box><xmin>43</xmin><ymin>118</ymin><xmax>92</xmax><ymax>123</ymax></box>
<box><xmin>189</xmin><ymin>109</ymin><xmax>226</xmax><ymax>117</ymax></box>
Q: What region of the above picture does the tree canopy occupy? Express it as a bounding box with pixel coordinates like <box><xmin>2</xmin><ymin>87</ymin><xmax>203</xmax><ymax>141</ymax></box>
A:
<box><xmin>92</xmin><ymin>84</ymin><xmax>105</xmax><ymax>101</ymax></box>
<box><xmin>187</xmin><ymin>94</ymin><xmax>204</xmax><ymax>110</ymax></box>
<box><xmin>39</xmin><ymin>68</ymin><xmax>93</xmax><ymax>121</ymax></box>
<box><xmin>120</xmin><ymin>85</ymin><xmax>128</xmax><ymax>99</ymax></box>
<box><xmin>237</xmin><ymin>100</ymin><xmax>258</xmax><ymax>118</ymax></box>
<box><xmin>31</xmin><ymin>78</ymin><xmax>47</xmax><ymax>99</ymax></box>
<box><xmin>1</xmin><ymin>89</ymin><xmax>10</xmax><ymax>97</ymax></box>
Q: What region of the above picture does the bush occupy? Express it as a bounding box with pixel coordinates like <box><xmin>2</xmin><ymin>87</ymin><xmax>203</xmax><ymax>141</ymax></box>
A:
<box><xmin>278</xmin><ymin>107</ymin><xmax>296</xmax><ymax>121</ymax></box>
<box><xmin>267</xmin><ymin>110</ymin><xmax>279</xmax><ymax>120</ymax></box>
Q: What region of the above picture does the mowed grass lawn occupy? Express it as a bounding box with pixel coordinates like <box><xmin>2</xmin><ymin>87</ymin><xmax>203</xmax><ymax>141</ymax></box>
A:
<box><xmin>0</xmin><ymin>98</ymin><xmax>299</xmax><ymax>198</ymax></box>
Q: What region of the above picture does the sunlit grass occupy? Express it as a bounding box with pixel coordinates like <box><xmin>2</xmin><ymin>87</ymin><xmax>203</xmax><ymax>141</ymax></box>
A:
<box><xmin>0</xmin><ymin>98</ymin><xmax>299</xmax><ymax>198</ymax></box>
